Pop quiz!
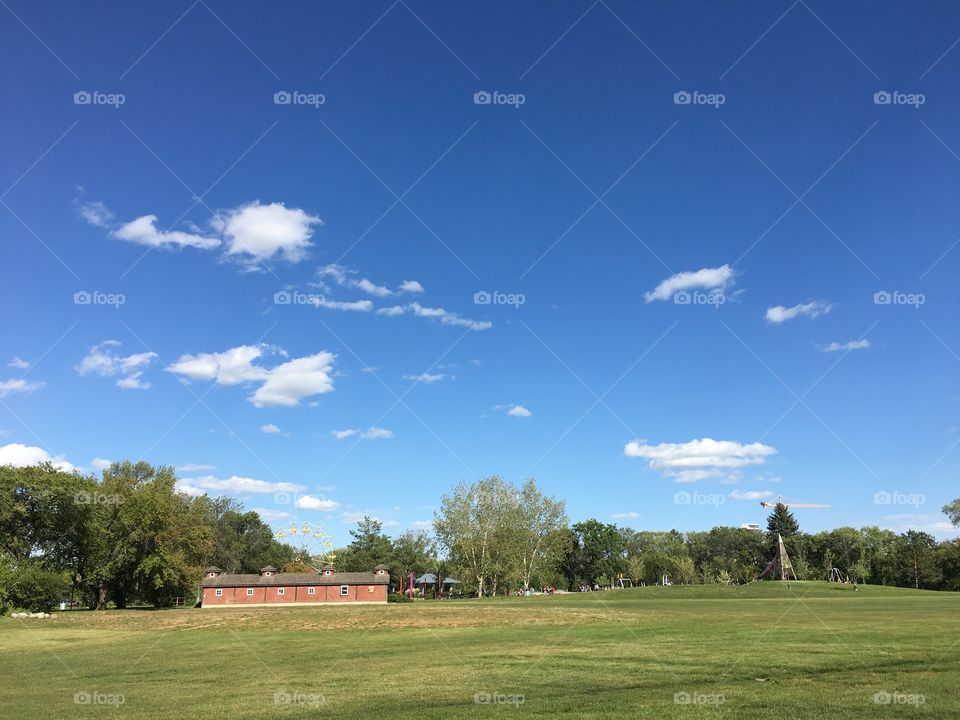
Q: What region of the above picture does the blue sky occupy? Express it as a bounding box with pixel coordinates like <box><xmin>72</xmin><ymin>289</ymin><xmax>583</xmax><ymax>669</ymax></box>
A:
<box><xmin>1</xmin><ymin>1</ymin><xmax>959</xmax><ymax>544</ymax></box>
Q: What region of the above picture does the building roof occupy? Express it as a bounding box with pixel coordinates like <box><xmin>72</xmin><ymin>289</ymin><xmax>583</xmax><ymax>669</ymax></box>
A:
<box><xmin>260</xmin><ymin>565</ymin><xmax>277</xmax><ymax>572</ymax></box>
<box><xmin>202</xmin><ymin>571</ymin><xmax>389</xmax><ymax>588</ymax></box>
<box><xmin>204</xmin><ymin>566</ymin><xmax>223</xmax><ymax>573</ymax></box>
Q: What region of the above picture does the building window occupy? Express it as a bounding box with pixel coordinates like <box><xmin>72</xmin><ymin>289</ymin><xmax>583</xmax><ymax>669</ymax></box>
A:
<box><xmin>215</xmin><ymin>589</ymin><xmax>223</xmax><ymax>597</ymax></box>
<box><xmin>264</xmin><ymin>571</ymin><xmax>272</xmax><ymax>577</ymax></box>
<box><xmin>340</xmin><ymin>585</ymin><xmax>349</xmax><ymax>596</ymax></box>
<box><xmin>246</xmin><ymin>588</ymin><xmax>254</xmax><ymax>596</ymax></box>
<box><xmin>307</xmin><ymin>587</ymin><xmax>316</xmax><ymax>595</ymax></box>
<box><xmin>277</xmin><ymin>588</ymin><xmax>285</xmax><ymax>596</ymax></box>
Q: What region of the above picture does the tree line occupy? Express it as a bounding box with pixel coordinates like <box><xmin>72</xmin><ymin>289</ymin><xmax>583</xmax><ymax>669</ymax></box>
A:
<box><xmin>2</xmin><ymin>463</ymin><xmax>958</xmax><ymax>612</ymax></box>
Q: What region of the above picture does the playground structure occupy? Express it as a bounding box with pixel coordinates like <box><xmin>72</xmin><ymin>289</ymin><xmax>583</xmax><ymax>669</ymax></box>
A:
<box><xmin>828</xmin><ymin>567</ymin><xmax>847</xmax><ymax>583</ymax></box>
<box><xmin>274</xmin><ymin>521</ymin><xmax>336</xmax><ymax>568</ymax></box>
<box><xmin>757</xmin><ymin>533</ymin><xmax>797</xmax><ymax>581</ymax></box>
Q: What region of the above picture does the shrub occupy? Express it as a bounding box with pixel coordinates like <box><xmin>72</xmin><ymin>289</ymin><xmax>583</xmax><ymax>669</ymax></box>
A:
<box><xmin>388</xmin><ymin>592</ymin><xmax>412</xmax><ymax>603</ymax></box>
<box><xmin>7</xmin><ymin>564</ymin><xmax>69</xmax><ymax>613</ymax></box>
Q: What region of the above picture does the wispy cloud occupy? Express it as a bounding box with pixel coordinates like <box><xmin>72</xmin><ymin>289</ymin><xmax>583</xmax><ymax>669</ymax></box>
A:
<box><xmin>645</xmin><ymin>265</ymin><xmax>734</xmax><ymax>302</ymax></box>
<box><xmin>765</xmin><ymin>300</ymin><xmax>832</xmax><ymax>324</ymax></box>
<box><xmin>820</xmin><ymin>339</ymin><xmax>870</xmax><ymax>353</ymax></box>
<box><xmin>77</xmin><ymin>340</ymin><xmax>156</xmax><ymax>390</ymax></box>
<box><xmin>625</xmin><ymin>437</ymin><xmax>777</xmax><ymax>482</ymax></box>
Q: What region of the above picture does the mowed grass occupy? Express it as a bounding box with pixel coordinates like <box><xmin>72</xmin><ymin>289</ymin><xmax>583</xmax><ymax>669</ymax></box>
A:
<box><xmin>1</xmin><ymin>582</ymin><xmax>958</xmax><ymax>719</ymax></box>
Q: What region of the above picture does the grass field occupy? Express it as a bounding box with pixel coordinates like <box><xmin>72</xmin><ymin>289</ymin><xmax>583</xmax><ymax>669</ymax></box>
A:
<box><xmin>2</xmin><ymin>582</ymin><xmax>958</xmax><ymax>718</ymax></box>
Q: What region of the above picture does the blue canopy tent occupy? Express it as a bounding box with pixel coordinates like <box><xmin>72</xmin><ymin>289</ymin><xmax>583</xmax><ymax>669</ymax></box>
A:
<box><xmin>413</xmin><ymin>573</ymin><xmax>460</xmax><ymax>596</ymax></box>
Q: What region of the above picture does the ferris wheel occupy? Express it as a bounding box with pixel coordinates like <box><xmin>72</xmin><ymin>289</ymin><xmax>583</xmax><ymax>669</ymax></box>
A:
<box><xmin>274</xmin><ymin>520</ymin><xmax>336</xmax><ymax>567</ymax></box>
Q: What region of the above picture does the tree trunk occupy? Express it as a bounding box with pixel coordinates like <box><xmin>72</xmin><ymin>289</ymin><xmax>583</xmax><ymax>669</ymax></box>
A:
<box><xmin>95</xmin><ymin>584</ymin><xmax>109</xmax><ymax>610</ymax></box>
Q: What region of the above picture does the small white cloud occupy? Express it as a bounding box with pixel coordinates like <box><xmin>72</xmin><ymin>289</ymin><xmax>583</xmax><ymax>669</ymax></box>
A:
<box><xmin>376</xmin><ymin>305</ymin><xmax>407</xmax><ymax>317</ymax></box>
<box><xmin>78</xmin><ymin>200</ymin><xmax>115</xmax><ymax>228</ymax></box>
<box><xmin>765</xmin><ymin>300</ymin><xmax>832</xmax><ymax>324</ymax></box>
<box><xmin>0</xmin><ymin>378</ymin><xmax>45</xmax><ymax>398</ymax></box>
<box><xmin>404</xmin><ymin>372</ymin><xmax>453</xmax><ymax>384</ymax></box>
<box><xmin>645</xmin><ymin>265</ymin><xmax>734</xmax><ymax>303</ymax></box>
<box><xmin>0</xmin><ymin>443</ymin><xmax>75</xmax><ymax>472</ymax></box>
<box><xmin>820</xmin><ymin>339</ymin><xmax>870</xmax><ymax>353</ymax></box>
<box><xmin>176</xmin><ymin>463</ymin><xmax>216</xmax><ymax>472</ymax></box>
<box><xmin>176</xmin><ymin>475</ymin><xmax>305</xmax><ymax>495</ymax></box>
<box><xmin>91</xmin><ymin>457</ymin><xmax>112</xmax><ymax>471</ymax></box>
<box><xmin>296</xmin><ymin>495</ymin><xmax>340</xmax><ymax>511</ymax></box>
<box><xmin>77</xmin><ymin>341</ymin><xmax>156</xmax><ymax>390</ymax></box>
<box><xmin>112</xmin><ymin>214</ymin><xmax>220</xmax><ymax>250</ymax></box>
<box><xmin>332</xmin><ymin>427</ymin><xmax>393</xmax><ymax>440</ymax></box>
<box><xmin>626</xmin><ymin>438</ymin><xmax>777</xmax><ymax>482</ymax></box>
<box><xmin>8</xmin><ymin>357</ymin><xmax>30</xmax><ymax>370</ymax></box>
<box><xmin>507</xmin><ymin>405</ymin><xmax>532</xmax><ymax>418</ymax></box>
<box><xmin>399</xmin><ymin>280</ymin><xmax>424</xmax><ymax>294</ymax></box>
<box><xmin>729</xmin><ymin>489</ymin><xmax>774</xmax><ymax>501</ymax></box>
<box><xmin>332</xmin><ymin>429</ymin><xmax>357</xmax><ymax>440</ymax></box>
<box><xmin>167</xmin><ymin>345</ymin><xmax>335</xmax><ymax>408</ymax></box>
<box><xmin>260</xmin><ymin>423</ymin><xmax>281</xmax><ymax>434</ymax></box>
<box><xmin>313</xmin><ymin>298</ymin><xmax>374</xmax><ymax>312</ymax></box>
<box><xmin>611</xmin><ymin>511</ymin><xmax>640</xmax><ymax>520</ymax></box>
<box><xmin>215</xmin><ymin>201</ymin><xmax>322</xmax><ymax>266</ymax></box>
<box><xmin>354</xmin><ymin>278</ymin><xmax>392</xmax><ymax>297</ymax></box>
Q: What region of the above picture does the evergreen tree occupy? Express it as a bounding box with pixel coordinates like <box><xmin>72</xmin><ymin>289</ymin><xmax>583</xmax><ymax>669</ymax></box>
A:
<box><xmin>766</xmin><ymin>503</ymin><xmax>800</xmax><ymax>540</ymax></box>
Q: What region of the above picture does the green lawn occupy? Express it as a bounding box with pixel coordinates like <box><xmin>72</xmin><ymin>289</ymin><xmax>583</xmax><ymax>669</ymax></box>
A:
<box><xmin>1</xmin><ymin>582</ymin><xmax>958</xmax><ymax>718</ymax></box>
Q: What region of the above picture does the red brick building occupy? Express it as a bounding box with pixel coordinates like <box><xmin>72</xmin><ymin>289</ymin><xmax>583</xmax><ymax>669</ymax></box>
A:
<box><xmin>200</xmin><ymin>564</ymin><xmax>389</xmax><ymax>607</ymax></box>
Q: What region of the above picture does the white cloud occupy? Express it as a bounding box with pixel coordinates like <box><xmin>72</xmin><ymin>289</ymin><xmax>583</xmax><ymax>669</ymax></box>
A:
<box><xmin>296</xmin><ymin>495</ymin><xmax>340</xmax><ymax>511</ymax></box>
<box><xmin>644</xmin><ymin>265</ymin><xmax>734</xmax><ymax>302</ymax></box>
<box><xmin>250</xmin><ymin>352</ymin><xmax>335</xmax><ymax>408</ymax></box>
<box><xmin>8</xmin><ymin>357</ymin><xmax>30</xmax><ymax>370</ymax></box>
<box><xmin>729</xmin><ymin>489</ymin><xmax>774</xmax><ymax>501</ymax></box>
<box><xmin>410</xmin><ymin>519</ymin><xmax>433</xmax><ymax>530</ymax></box>
<box><xmin>313</xmin><ymin>298</ymin><xmax>374</xmax><ymax>312</ymax></box>
<box><xmin>77</xmin><ymin>341</ymin><xmax>157</xmax><ymax>390</ymax></box>
<box><xmin>820</xmin><ymin>339</ymin><xmax>870</xmax><ymax>353</ymax></box>
<box><xmin>507</xmin><ymin>405</ymin><xmax>532</xmax><ymax>418</ymax></box>
<box><xmin>376</xmin><ymin>302</ymin><xmax>491</xmax><ymax>331</ymax></box>
<box><xmin>611</xmin><ymin>511</ymin><xmax>640</xmax><ymax>520</ymax></box>
<box><xmin>765</xmin><ymin>300</ymin><xmax>832</xmax><ymax>324</ymax></box>
<box><xmin>340</xmin><ymin>510</ymin><xmax>389</xmax><ymax>524</ymax></box>
<box><xmin>0</xmin><ymin>443</ymin><xmax>75</xmax><ymax>472</ymax></box>
<box><xmin>354</xmin><ymin>278</ymin><xmax>392</xmax><ymax>297</ymax></box>
<box><xmin>332</xmin><ymin>427</ymin><xmax>394</xmax><ymax>440</ymax></box>
<box><xmin>253</xmin><ymin>507</ymin><xmax>290</xmax><ymax>521</ymax></box>
<box><xmin>215</xmin><ymin>201</ymin><xmax>322</xmax><ymax>265</ymax></box>
<box><xmin>176</xmin><ymin>475</ymin><xmax>305</xmax><ymax>495</ymax></box>
<box><xmin>0</xmin><ymin>378</ymin><xmax>45</xmax><ymax>398</ymax></box>
<box><xmin>91</xmin><ymin>457</ymin><xmax>112</xmax><ymax>471</ymax></box>
<box><xmin>403</xmin><ymin>372</ymin><xmax>453</xmax><ymax>384</ymax></box>
<box><xmin>376</xmin><ymin>305</ymin><xmax>406</xmax><ymax>317</ymax></box>
<box><xmin>400</xmin><ymin>280</ymin><xmax>424</xmax><ymax>294</ymax></box>
<box><xmin>882</xmin><ymin>514</ymin><xmax>960</xmax><ymax>537</ymax></box>
<box><xmin>625</xmin><ymin>438</ymin><xmax>777</xmax><ymax>482</ymax></box>
<box><xmin>77</xmin><ymin>200</ymin><xmax>115</xmax><ymax>228</ymax></box>
<box><xmin>167</xmin><ymin>345</ymin><xmax>335</xmax><ymax>408</ymax></box>
<box><xmin>112</xmin><ymin>214</ymin><xmax>220</xmax><ymax>250</ymax></box>
<box><xmin>260</xmin><ymin>423</ymin><xmax>281</xmax><ymax>434</ymax></box>
<box><xmin>176</xmin><ymin>463</ymin><xmax>216</xmax><ymax>472</ymax></box>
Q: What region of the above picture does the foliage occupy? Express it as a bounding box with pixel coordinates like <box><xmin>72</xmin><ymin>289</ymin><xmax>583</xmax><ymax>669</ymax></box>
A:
<box><xmin>766</xmin><ymin>503</ymin><xmax>800</xmax><ymax>540</ymax></box>
<box><xmin>5</xmin><ymin>562</ymin><xmax>69</xmax><ymax>613</ymax></box>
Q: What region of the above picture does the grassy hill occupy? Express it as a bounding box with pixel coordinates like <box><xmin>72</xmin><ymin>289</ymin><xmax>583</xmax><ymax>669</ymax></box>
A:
<box><xmin>1</xmin><ymin>582</ymin><xmax>957</xmax><ymax>719</ymax></box>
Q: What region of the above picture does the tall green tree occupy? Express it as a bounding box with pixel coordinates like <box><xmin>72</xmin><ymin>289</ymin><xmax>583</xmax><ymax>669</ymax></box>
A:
<box><xmin>895</xmin><ymin>530</ymin><xmax>941</xmax><ymax>589</ymax></box>
<box><xmin>766</xmin><ymin>503</ymin><xmax>800</xmax><ymax>540</ymax></box>
<box><xmin>338</xmin><ymin>516</ymin><xmax>392</xmax><ymax>572</ymax></box>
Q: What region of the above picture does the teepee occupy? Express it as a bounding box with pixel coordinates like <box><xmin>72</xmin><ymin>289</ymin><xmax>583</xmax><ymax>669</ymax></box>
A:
<box><xmin>757</xmin><ymin>533</ymin><xmax>797</xmax><ymax>581</ymax></box>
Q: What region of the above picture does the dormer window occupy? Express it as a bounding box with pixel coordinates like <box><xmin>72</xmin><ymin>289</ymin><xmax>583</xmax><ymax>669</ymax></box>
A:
<box><xmin>260</xmin><ymin>565</ymin><xmax>277</xmax><ymax>577</ymax></box>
